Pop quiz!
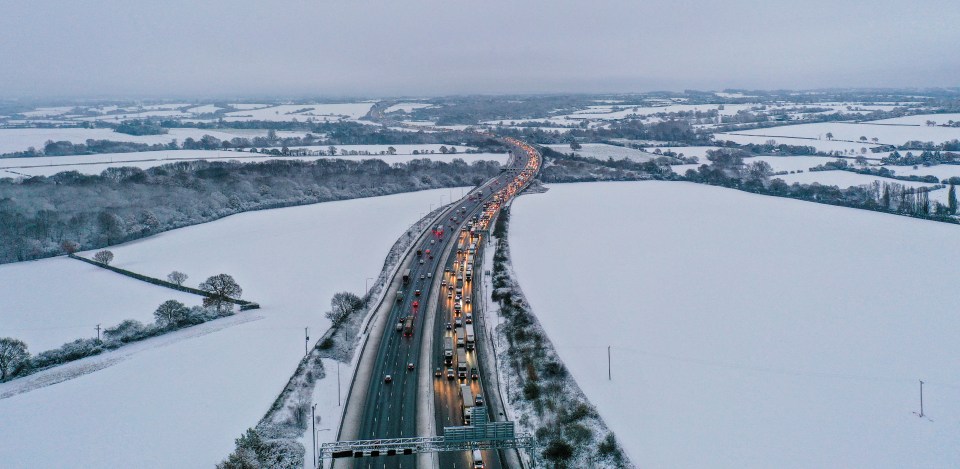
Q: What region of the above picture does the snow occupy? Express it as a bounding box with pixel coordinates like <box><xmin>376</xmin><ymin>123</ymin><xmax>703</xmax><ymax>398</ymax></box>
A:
<box><xmin>865</xmin><ymin>114</ymin><xmax>960</xmax><ymax>126</ymax></box>
<box><xmin>743</xmin><ymin>155</ymin><xmax>844</xmax><ymax>173</ymax></box>
<box><xmin>19</xmin><ymin>106</ymin><xmax>75</xmax><ymax>118</ymax></box>
<box><xmin>713</xmin><ymin>132</ymin><xmax>879</xmax><ymax>154</ymax></box>
<box><xmin>0</xmin><ymin>187</ymin><xmax>465</xmax><ymax>468</ymax></box>
<box><xmin>884</xmin><ymin>164</ymin><xmax>960</xmax><ymax>181</ymax></box>
<box><xmin>0</xmin><ymin>257</ymin><xmax>200</xmax><ymax>351</ymax></box>
<box><xmin>384</xmin><ymin>102</ymin><xmax>433</xmax><ymax>113</ymax></box>
<box><xmin>0</xmin><ymin>128</ymin><xmax>275</xmax><ymax>154</ymax></box>
<box><xmin>718</xmin><ymin>122</ymin><xmax>960</xmax><ymax>147</ymax></box>
<box><xmin>0</xmin><ymin>147</ymin><xmax>508</xmax><ymax>177</ymax></box>
<box><xmin>774</xmin><ymin>170</ymin><xmax>941</xmax><ymax>191</ymax></box>
<box><xmin>222</xmin><ymin>103</ymin><xmax>374</xmax><ymax>122</ymax></box>
<box><xmin>545</xmin><ymin>143</ymin><xmax>655</xmax><ymax>162</ymax></box>
<box><xmin>184</xmin><ymin>104</ymin><xmax>222</xmax><ymax>114</ymax></box>
<box><xmin>509</xmin><ymin>181</ymin><xmax>960</xmax><ymax>468</ymax></box>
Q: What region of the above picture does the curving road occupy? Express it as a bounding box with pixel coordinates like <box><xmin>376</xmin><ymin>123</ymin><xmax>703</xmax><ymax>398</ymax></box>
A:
<box><xmin>340</xmin><ymin>137</ymin><xmax>540</xmax><ymax>469</ymax></box>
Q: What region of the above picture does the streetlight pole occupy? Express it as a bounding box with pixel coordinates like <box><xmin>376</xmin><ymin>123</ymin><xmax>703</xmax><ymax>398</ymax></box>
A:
<box><xmin>337</xmin><ymin>361</ymin><xmax>341</xmax><ymax>406</ymax></box>
<box><xmin>608</xmin><ymin>346</ymin><xmax>612</xmax><ymax>381</ymax></box>
<box><xmin>305</xmin><ymin>327</ymin><xmax>309</xmax><ymax>357</ymax></box>
<box><xmin>311</xmin><ymin>403</ymin><xmax>317</xmax><ymax>469</ymax></box>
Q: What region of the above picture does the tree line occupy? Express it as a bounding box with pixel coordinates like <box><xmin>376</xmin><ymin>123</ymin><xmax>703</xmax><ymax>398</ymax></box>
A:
<box><xmin>0</xmin><ymin>157</ymin><xmax>503</xmax><ymax>264</ymax></box>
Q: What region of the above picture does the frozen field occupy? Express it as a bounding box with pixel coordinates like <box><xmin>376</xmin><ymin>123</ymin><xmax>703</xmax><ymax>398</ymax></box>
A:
<box><xmin>0</xmin><ymin>257</ymin><xmax>199</xmax><ymax>351</ymax></box>
<box><xmin>545</xmin><ymin>143</ymin><xmax>655</xmax><ymax>162</ymax></box>
<box><xmin>718</xmin><ymin>122</ymin><xmax>960</xmax><ymax>147</ymax></box>
<box><xmin>0</xmin><ymin>188</ymin><xmax>462</xmax><ymax>469</ymax></box>
<box><xmin>510</xmin><ymin>181</ymin><xmax>960</xmax><ymax>468</ymax></box>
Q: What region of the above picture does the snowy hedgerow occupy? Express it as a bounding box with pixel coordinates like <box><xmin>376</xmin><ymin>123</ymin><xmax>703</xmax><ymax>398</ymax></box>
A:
<box><xmin>102</xmin><ymin>319</ymin><xmax>151</xmax><ymax>344</ymax></box>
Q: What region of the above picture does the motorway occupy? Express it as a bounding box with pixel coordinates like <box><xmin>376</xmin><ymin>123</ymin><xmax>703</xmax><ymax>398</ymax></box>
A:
<box><xmin>343</xmin><ymin>137</ymin><xmax>540</xmax><ymax>469</ymax></box>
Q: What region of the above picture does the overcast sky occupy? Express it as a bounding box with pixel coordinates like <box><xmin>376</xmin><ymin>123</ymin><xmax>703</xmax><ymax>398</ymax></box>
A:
<box><xmin>1</xmin><ymin>0</ymin><xmax>958</xmax><ymax>99</ymax></box>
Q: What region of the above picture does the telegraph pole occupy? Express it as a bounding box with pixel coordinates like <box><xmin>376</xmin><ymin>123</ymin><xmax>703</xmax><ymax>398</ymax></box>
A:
<box><xmin>919</xmin><ymin>380</ymin><xmax>925</xmax><ymax>418</ymax></box>
<box><xmin>95</xmin><ymin>324</ymin><xmax>101</xmax><ymax>343</ymax></box>
<box><xmin>608</xmin><ymin>346</ymin><xmax>611</xmax><ymax>380</ymax></box>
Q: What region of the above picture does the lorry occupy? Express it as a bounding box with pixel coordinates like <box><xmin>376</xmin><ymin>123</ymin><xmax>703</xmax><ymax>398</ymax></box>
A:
<box><xmin>460</xmin><ymin>383</ymin><xmax>475</xmax><ymax>424</ymax></box>
<box><xmin>403</xmin><ymin>316</ymin><xmax>414</xmax><ymax>337</ymax></box>
<box><xmin>402</xmin><ymin>269</ymin><xmax>411</xmax><ymax>285</ymax></box>
<box><xmin>443</xmin><ymin>336</ymin><xmax>453</xmax><ymax>365</ymax></box>
<box><xmin>465</xmin><ymin>324</ymin><xmax>475</xmax><ymax>351</ymax></box>
<box><xmin>457</xmin><ymin>348</ymin><xmax>468</xmax><ymax>380</ymax></box>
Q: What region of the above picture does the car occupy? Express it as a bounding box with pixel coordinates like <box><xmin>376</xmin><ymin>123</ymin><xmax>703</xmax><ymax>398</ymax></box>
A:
<box><xmin>412</xmin><ymin>300</ymin><xmax>419</xmax><ymax>309</ymax></box>
<box><xmin>471</xmin><ymin>368</ymin><xmax>479</xmax><ymax>380</ymax></box>
<box><xmin>445</xmin><ymin>321</ymin><xmax>452</xmax><ymax>330</ymax></box>
<box><xmin>465</xmin><ymin>297</ymin><xmax>471</xmax><ymax>304</ymax></box>
<box><xmin>427</xmin><ymin>272</ymin><xmax>432</xmax><ymax>278</ymax></box>
<box><xmin>435</xmin><ymin>367</ymin><xmax>442</xmax><ymax>378</ymax></box>
<box><xmin>407</xmin><ymin>363</ymin><xmax>415</xmax><ymax>371</ymax></box>
<box><xmin>455</xmin><ymin>294</ymin><xmax>462</xmax><ymax>301</ymax></box>
<box><xmin>384</xmin><ymin>375</ymin><xmax>392</xmax><ymax>383</ymax></box>
<box><xmin>465</xmin><ymin>316</ymin><xmax>472</xmax><ymax>324</ymax></box>
<box><xmin>431</xmin><ymin>239</ymin><xmax>435</xmax><ymax>244</ymax></box>
<box><xmin>455</xmin><ymin>318</ymin><xmax>462</xmax><ymax>327</ymax></box>
<box><xmin>475</xmin><ymin>394</ymin><xmax>484</xmax><ymax>406</ymax></box>
<box><xmin>415</xmin><ymin>290</ymin><xmax>421</xmax><ymax>296</ymax></box>
<box><xmin>419</xmin><ymin>259</ymin><xmax>425</xmax><ymax>265</ymax></box>
<box><xmin>447</xmin><ymin>292</ymin><xmax>453</xmax><ymax>299</ymax></box>
<box><xmin>446</xmin><ymin>368</ymin><xmax>455</xmax><ymax>380</ymax></box>
<box><xmin>445</xmin><ymin>268</ymin><xmax>451</xmax><ymax>273</ymax></box>
<box><xmin>441</xmin><ymin>280</ymin><xmax>447</xmax><ymax>286</ymax></box>
<box><xmin>420</xmin><ymin>274</ymin><xmax>426</xmax><ymax>280</ymax></box>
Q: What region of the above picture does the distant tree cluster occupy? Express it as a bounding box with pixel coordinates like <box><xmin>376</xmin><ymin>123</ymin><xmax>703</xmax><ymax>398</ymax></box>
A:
<box><xmin>0</xmin><ymin>157</ymin><xmax>503</xmax><ymax>264</ymax></box>
<box><xmin>113</xmin><ymin>120</ymin><xmax>168</xmax><ymax>136</ymax></box>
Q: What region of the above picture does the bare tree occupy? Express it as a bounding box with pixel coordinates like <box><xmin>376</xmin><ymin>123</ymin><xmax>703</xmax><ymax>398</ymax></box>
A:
<box><xmin>167</xmin><ymin>271</ymin><xmax>188</xmax><ymax>286</ymax></box>
<box><xmin>199</xmin><ymin>274</ymin><xmax>242</xmax><ymax>312</ymax></box>
<box><xmin>154</xmin><ymin>300</ymin><xmax>189</xmax><ymax>327</ymax></box>
<box><xmin>0</xmin><ymin>337</ymin><xmax>30</xmax><ymax>380</ymax></box>
<box><xmin>93</xmin><ymin>250</ymin><xmax>114</xmax><ymax>265</ymax></box>
<box><xmin>326</xmin><ymin>291</ymin><xmax>363</xmax><ymax>326</ymax></box>
<box><xmin>61</xmin><ymin>240</ymin><xmax>80</xmax><ymax>254</ymax></box>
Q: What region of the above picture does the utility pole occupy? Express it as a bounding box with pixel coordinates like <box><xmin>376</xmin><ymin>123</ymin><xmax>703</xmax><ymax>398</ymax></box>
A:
<box><xmin>608</xmin><ymin>346</ymin><xmax>611</xmax><ymax>381</ymax></box>
<box><xmin>305</xmin><ymin>328</ymin><xmax>309</xmax><ymax>357</ymax></box>
<box><xmin>95</xmin><ymin>324</ymin><xmax>101</xmax><ymax>343</ymax></box>
<box><xmin>311</xmin><ymin>403</ymin><xmax>317</xmax><ymax>469</ymax></box>
<box><xmin>337</xmin><ymin>361</ymin><xmax>341</xmax><ymax>406</ymax></box>
<box><xmin>919</xmin><ymin>380</ymin><xmax>925</xmax><ymax>418</ymax></box>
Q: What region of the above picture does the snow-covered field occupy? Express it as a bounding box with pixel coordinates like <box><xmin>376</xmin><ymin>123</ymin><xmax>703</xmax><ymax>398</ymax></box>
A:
<box><xmin>714</xmin><ymin>132</ymin><xmax>881</xmax><ymax>155</ymax></box>
<box><xmin>775</xmin><ymin>170</ymin><xmax>941</xmax><ymax>191</ymax></box>
<box><xmin>510</xmin><ymin>181</ymin><xmax>960</xmax><ymax>468</ymax></box>
<box><xmin>0</xmin><ymin>257</ymin><xmax>200</xmax><ymax>351</ymax></box>
<box><xmin>545</xmin><ymin>143</ymin><xmax>655</xmax><ymax>162</ymax></box>
<box><xmin>222</xmin><ymin>103</ymin><xmax>373</xmax><ymax>122</ymax></box>
<box><xmin>0</xmin><ymin>188</ymin><xmax>463</xmax><ymax>469</ymax></box>
<box><xmin>384</xmin><ymin>102</ymin><xmax>432</xmax><ymax>113</ymax></box>
<box><xmin>866</xmin><ymin>113</ymin><xmax>960</xmax><ymax>126</ymax></box>
<box><xmin>0</xmin><ymin>128</ymin><xmax>275</xmax><ymax>154</ymax></box>
<box><xmin>719</xmin><ymin>122</ymin><xmax>960</xmax><ymax>147</ymax></box>
<box><xmin>744</xmin><ymin>155</ymin><xmax>843</xmax><ymax>173</ymax></box>
<box><xmin>885</xmin><ymin>164</ymin><xmax>960</xmax><ymax>180</ymax></box>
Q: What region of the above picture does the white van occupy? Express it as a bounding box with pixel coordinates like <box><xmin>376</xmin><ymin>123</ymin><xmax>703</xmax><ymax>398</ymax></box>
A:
<box><xmin>472</xmin><ymin>449</ymin><xmax>483</xmax><ymax>468</ymax></box>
